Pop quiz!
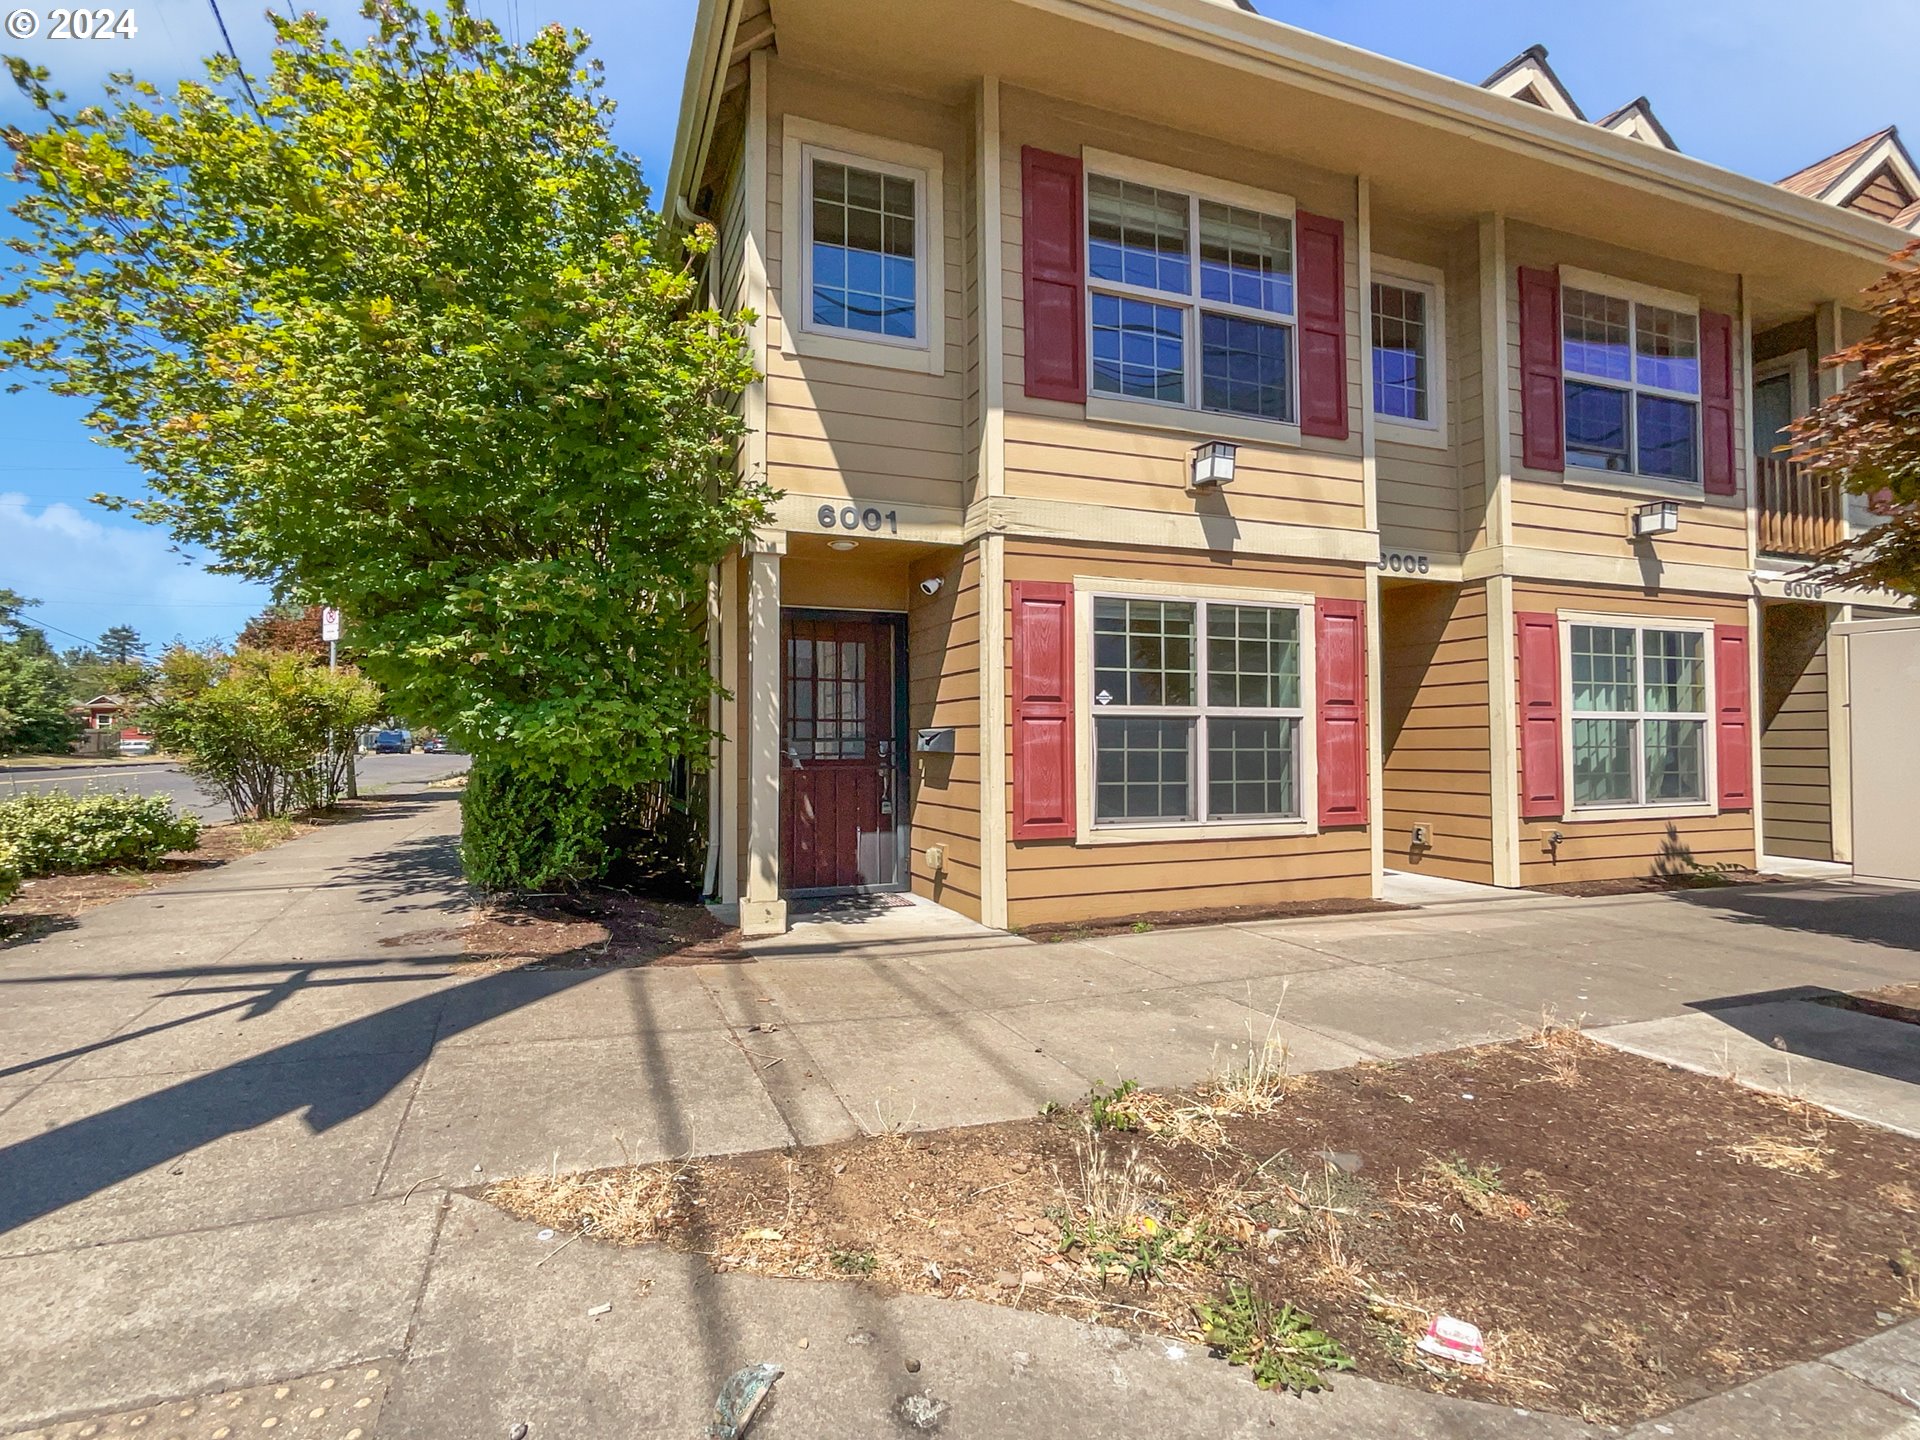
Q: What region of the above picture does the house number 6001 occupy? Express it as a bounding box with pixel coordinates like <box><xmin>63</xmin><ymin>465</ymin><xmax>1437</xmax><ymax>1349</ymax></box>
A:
<box><xmin>817</xmin><ymin>504</ymin><xmax>900</xmax><ymax>535</ymax></box>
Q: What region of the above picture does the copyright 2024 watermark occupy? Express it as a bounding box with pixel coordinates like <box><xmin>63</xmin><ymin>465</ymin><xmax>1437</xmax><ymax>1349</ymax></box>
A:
<box><xmin>6</xmin><ymin>6</ymin><xmax>138</xmax><ymax>39</ymax></box>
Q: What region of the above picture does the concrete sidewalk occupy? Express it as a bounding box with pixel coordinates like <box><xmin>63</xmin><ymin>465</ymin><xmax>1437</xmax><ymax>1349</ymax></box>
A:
<box><xmin>5</xmin><ymin>786</ymin><xmax>1920</xmax><ymax>1436</ymax></box>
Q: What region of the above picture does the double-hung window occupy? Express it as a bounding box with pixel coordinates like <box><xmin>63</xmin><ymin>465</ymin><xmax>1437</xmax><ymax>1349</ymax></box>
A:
<box><xmin>1369</xmin><ymin>258</ymin><xmax>1446</xmax><ymax>443</ymax></box>
<box><xmin>1562</xmin><ymin>278</ymin><xmax>1701</xmax><ymax>484</ymax></box>
<box><xmin>1083</xmin><ymin>158</ymin><xmax>1297</xmax><ymax>426</ymax></box>
<box><xmin>1568</xmin><ymin>621</ymin><xmax>1710</xmax><ymax>809</ymax></box>
<box><xmin>1090</xmin><ymin>595</ymin><xmax>1306</xmax><ymax>827</ymax></box>
<box><xmin>782</xmin><ymin>118</ymin><xmax>945</xmax><ymax>376</ymax></box>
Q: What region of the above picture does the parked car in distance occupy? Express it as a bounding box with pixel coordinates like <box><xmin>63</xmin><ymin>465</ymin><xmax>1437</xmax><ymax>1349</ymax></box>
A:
<box><xmin>422</xmin><ymin>736</ymin><xmax>449</xmax><ymax>754</ymax></box>
<box><xmin>118</xmin><ymin>738</ymin><xmax>154</xmax><ymax>756</ymax></box>
<box><xmin>372</xmin><ymin>730</ymin><xmax>410</xmax><ymax>754</ymax></box>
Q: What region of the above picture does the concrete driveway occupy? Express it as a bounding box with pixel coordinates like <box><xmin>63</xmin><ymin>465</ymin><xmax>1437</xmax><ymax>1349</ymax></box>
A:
<box><xmin>5</xmin><ymin>788</ymin><xmax>1920</xmax><ymax>1437</ymax></box>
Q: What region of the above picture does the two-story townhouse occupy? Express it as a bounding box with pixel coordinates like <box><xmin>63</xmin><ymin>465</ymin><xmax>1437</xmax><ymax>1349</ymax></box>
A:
<box><xmin>666</xmin><ymin>0</ymin><xmax>1915</xmax><ymax>935</ymax></box>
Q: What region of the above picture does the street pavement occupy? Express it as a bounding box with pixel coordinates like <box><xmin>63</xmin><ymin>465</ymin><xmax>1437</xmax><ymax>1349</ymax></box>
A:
<box><xmin>0</xmin><ymin>752</ymin><xmax>469</xmax><ymax>821</ymax></box>
<box><xmin>4</xmin><ymin>786</ymin><xmax>1920</xmax><ymax>1437</ymax></box>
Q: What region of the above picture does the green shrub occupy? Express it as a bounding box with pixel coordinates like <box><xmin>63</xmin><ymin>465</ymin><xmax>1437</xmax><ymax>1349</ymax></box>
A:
<box><xmin>460</xmin><ymin>756</ymin><xmax>611</xmax><ymax>892</ymax></box>
<box><xmin>0</xmin><ymin>791</ymin><xmax>200</xmax><ymax>876</ymax></box>
<box><xmin>0</xmin><ymin>838</ymin><xmax>20</xmax><ymax>906</ymax></box>
<box><xmin>147</xmin><ymin>649</ymin><xmax>382</xmax><ymax>819</ymax></box>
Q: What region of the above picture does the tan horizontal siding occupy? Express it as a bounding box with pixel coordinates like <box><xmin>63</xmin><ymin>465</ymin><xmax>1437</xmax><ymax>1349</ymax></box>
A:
<box><xmin>909</xmin><ymin>546</ymin><xmax>984</xmax><ymax>918</ymax></box>
<box><xmin>1000</xmin><ymin>539</ymin><xmax>1370</xmax><ymax>926</ymax></box>
<box><xmin>1381</xmin><ymin>583</ymin><xmax>1495</xmax><ymax>883</ymax></box>
<box><xmin>1511</xmin><ymin>581</ymin><xmax>1756</xmax><ymax>882</ymax></box>
<box><xmin>1502</xmin><ymin>224</ymin><xmax>1748</xmax><ymax>570</ymax></box>
<box><xmin>1760</xmin><ymin>603</ymin><xmax>1832</xmax><ymax>862</ymax></box>
<box><xmin>996</xmin><ymin>86</ymin><xmax>1367</xmax><ymax>535</ymax></box>
<box><xmin>763</xmin><ymin>64</ymin><xmax>968</xmax><ymax>515</ymax></box>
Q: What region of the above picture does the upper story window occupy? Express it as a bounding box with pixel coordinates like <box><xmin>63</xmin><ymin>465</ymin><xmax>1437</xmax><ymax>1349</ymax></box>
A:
<box><xmin>1091</xmin><ymin>594</ymin><xmax>1305</xmax><ymax>827</ymax></box>
<box><xmin>809</xmin><ymin>159</ymin><xmax>918</xmax><ymax>340</ymax></box>
<box><xmin>780</xmin><ymin>118</ymin><xmax>946</xmax><ymax>377</ymax></box>
<box><xmin>1083</xmin><ymin>157</ymin><xmax>1297</xmax><ymax>427</ymax></box>
<box><xmin>1369</xmin><ymin>258</ymin><xmax>1446</xmax><ymax>444</ymax></box>
<box><xmin>1562</xmin><ymin>279</ymin><xmax>1700</xmax><ymax>485</ymax></box>
<box><xmin>1568</xmin><ymin>621</ymin><xmax>1709</xmax><ymax>809</ymax></box>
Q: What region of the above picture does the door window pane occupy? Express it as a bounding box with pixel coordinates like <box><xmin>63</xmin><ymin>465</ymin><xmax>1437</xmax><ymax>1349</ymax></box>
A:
<box><xmin>1206</xmin><ymin>604</ymin><xmax>1299</xmax><ymax>708</ymax></box>
<box><xmin>1371</xmin><ymin>282</ymin><xmax>1429</xmax><ymax>422</ymax></box>
<box><xmin>1636</xmin><ymin>394</ymin><xmax>1698</xmax><ymax>482</ymax></box>
<box><xmin>1093</xmin><ymin>598</ymin><xmax>1195</xmax><ymax>707</ymax></box>
<box><xmin>1644</xmin><ymin>718</ymin><xmax>1705</xmax><ymax>802</ymax></box>
<box><xmin>811</xmin><ymin>160</ymin><xmax>916</xmax><ymax>339</ymax></box>
<box><xmin>1208</xmin><ymin>716</ymin><xmax>1298</xmax><ymax>819</ymax></box>
<box><xmin>1087</xmin><ymin>175</ymin><xmax>1191</xmax><ymax>294</ymax></box>
<box><xmin>1572</xmin><ymin>718</ymin><xmax>1636</xmax><ymax>806</ymax></box>
<box><xmin>1571</xmin><ymin>625</ymin><xmax>1636</xmax><ymax>712</ymax></box>
<box><xmin>1753</xmin><ymin>372</ymin><xmax>1795</xmax><ymax>456</ymax></box>
<box><xmin>1563</xmin><ymin>288</ymin><xmax>1631</xmax><ymax>381</ymax></box>
<box><xmin>1091</xmin><ymin>293</ymin><xmax>1186</xmax><ymax>404</ymax></box>
<box><xmin>1094</xmin><ymin>716</ymin><xmax>1194</xmax><ymax>822</ymax></box>
<box><xmin>1198</xmin><ymin>202</ymin><xmax>1292</xmax><ymax>314</ymax></box>
<box><xmin>1200</xmin><ymin>312</ymin><xmax>1292</xmax><ymax>420</ymax></box>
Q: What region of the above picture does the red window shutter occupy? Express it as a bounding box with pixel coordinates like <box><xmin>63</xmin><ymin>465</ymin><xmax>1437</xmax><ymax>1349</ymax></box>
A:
<box><xmin>1011</xmin><ymin>581</ymin><xmax>1076</xmax><ymax>840</ymax></box>
<box><xmin>1515</xmin><ymin>611</ymin><xmax>1565</xmax><ymax>819</ymax></box>
<box><xmin>1714</xmin><ymin>623</ymin><xmax>1753</xmax><ymax>811</ymax></box>
<box><xmin>1296</xmin><ymin>212</ymin><xmax>1348</xmax><ymax>440</ymax></box>
<box><xmin>1315</xmin><ymin>599</ymin><xmax>1367</xmax><ymax>827</ymax></box>
<box><xmin>1021</xmin><ymin>147</ymin><xmax>1085</xmax><ymax>404</ymax></box>
<box><xmin>1517</xmin><ymin>265</ymin><xmax>1564</xmax><ymax>473</ymax></box>
<box><xmin>1701</xmin><ymin>309</ymin><xmax>1737</xmax><ymax>496</ymax></box>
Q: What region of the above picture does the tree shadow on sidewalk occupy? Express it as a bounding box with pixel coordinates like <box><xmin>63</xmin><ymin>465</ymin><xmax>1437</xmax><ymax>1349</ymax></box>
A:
<box><xmin>0</xmin><ymin>958</ymin><xmax>610</xmax><ymax>1238</ymax></box>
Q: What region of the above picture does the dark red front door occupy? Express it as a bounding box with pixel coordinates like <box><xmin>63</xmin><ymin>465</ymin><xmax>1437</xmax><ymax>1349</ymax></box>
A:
<box><xmin>781</xmin><ymin>612</ymin><xmax>904</xmax><ymax>892</ymax></box>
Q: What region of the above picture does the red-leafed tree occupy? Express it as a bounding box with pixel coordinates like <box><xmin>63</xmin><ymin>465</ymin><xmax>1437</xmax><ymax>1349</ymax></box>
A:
<box><xmin>1795</xmin><ymin>240</ymin><xmax>1920</xmax><ymax>595</ymax></box>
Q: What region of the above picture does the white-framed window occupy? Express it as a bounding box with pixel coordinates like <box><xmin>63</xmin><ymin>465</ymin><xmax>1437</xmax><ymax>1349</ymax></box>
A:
<box><xmin>1560</xmin><ymin>268</ymin><xmax>1701</xmax><ymax>487</ymax></box>
<box><xmin>1564</xmin><ymin>617</ymin><xmax>1713</xmax><ymax>813</ymax></box>
<box><xmin>1080</xmin><ymin>150</ymin><xmax>1299</xmax><ymax>443</ymax></box>
<box><xmin>779</xmin><ymin>118</ymin><xmax>945</xmax><ymax>376</ymax></box>
<box><xmin>1370</xmin><ymin>257</ymin><xmax>1446</xmax><ymax>447</ymax></box>
<box><xmin>1081</xmin><ymin>585</ymin><xmax>1314</xmax><ymax>836</ymax></box>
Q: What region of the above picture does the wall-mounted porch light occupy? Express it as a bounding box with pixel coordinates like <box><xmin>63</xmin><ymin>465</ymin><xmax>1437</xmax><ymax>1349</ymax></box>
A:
<box><xmin>1189</xmin><ymin>440</ymin><xmax>1238</xmax><ymax>491</ymax></box>
<box><xmin>1629</xmin><ymin>501</ymin><xmax>1679</xmax><ymax>540</ymax></box>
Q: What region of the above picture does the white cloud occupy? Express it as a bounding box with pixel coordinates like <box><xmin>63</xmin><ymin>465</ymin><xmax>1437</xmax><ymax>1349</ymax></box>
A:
<box><xmin>0</xmin><ymin>493</ymin><xmax>273</xmax><ymax>652</ymax></box>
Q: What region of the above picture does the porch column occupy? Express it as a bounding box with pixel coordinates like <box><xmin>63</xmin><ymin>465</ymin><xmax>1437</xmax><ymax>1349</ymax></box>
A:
<box><xmin>740</xmin><ymin>534</ymin><xmax>788</xmax><ymax>936</ymax></box>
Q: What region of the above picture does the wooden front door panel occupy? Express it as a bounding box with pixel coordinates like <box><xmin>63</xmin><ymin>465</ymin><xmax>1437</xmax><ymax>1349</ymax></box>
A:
<box><xmin>780</xmin><ymin>613</ymin><xmax>902</xmax><ymax>892</ymax></box>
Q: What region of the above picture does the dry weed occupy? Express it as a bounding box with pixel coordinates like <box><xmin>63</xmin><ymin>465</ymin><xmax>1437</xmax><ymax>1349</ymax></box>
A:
<box><xmin>1197</xmin><ymin>1002</ymin><xmax>1301</xmax><ymax>1117</ymax></box>
<box><xmin>1525</xmin><ymin>1008</ymin><xmax>1592</xmax><ymax>1085</ymax></box>
<box><xmin>486</xmin><ymin>1161</ymin><xmax>689</xmax><ymax>1244</ymax></box>
<box><xmin>1876</xmin><ymin>1181</ymin><xmax>1920</xmax><ymax>1214</ymax></box>
<box><xmin>1722</xmin><ymin>1133</ymin><xmax>1832</xmax><ymax>1176</ymax></box>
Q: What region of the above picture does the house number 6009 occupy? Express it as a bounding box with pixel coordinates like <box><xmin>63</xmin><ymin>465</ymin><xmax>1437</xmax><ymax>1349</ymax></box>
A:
<box><xmin>817</xmin><ymin>504</ymin><xmax>899</xmax><ymax>535</ymax></box>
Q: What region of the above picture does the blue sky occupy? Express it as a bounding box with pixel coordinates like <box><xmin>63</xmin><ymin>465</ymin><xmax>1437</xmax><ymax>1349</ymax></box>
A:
<box><xmin>2</xmin><ymin>0</ymin><xmax>1914</xmax><ymax>653</ymax></box>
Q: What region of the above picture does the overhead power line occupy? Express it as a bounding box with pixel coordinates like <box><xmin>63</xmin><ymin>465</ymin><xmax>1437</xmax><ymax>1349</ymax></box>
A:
<box><xmin>205</xmin><ymin>0</ymin><xmax>265</xmax><ymax>119</ymax></box>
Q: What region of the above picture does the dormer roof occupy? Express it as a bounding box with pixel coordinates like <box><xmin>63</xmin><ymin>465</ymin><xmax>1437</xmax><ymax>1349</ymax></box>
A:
<box><xmin>1596</xmin><ymin>97</ymin><xmax>1678</xmax><ymax>152</ymax></box>
<box><xmin>1480</xmin><ymin>44</ymin><xmax>1585</xmax><ymax>121</ymax></box>
<box><xmin>1778</xmin><ymin>126</ymin><xmax>1920</xmax><ymax>223</ymax></box>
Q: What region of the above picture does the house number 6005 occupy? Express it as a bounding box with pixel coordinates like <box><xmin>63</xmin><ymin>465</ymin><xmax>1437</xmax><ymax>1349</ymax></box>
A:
<box><xmin>817</xmin><ymin>504</ymin><xmax>900</xmax><ymax>535</ymax></box>
<box><xmin>1380</xmin><ymin>551</ymin><xmax>1432</xmax><ymax>575</ymax></box>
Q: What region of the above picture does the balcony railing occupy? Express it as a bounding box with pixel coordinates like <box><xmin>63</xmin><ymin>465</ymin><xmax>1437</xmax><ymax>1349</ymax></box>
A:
<box><xmin>1757</xmin><ymin>455</ymin><xmax>1846</xmax><ymax>560</ymax></box>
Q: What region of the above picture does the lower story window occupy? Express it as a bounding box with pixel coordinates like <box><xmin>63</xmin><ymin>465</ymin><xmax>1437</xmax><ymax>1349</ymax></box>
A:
<box><xmin>1569</xmin><ymin>622</ymin><xmax>1708</xmax><ymax>808</ymax></box>
<box><xmin>1091</xmin><ymin>595</ymin><xmax>1304</xmax><ymax>826</ymax></box>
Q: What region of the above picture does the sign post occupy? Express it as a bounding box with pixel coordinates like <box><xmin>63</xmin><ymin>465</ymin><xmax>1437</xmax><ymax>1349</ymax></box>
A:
<box><xmin>321</xmin><ymin>607</ymin><xmax>342</xmax><ymax>671</ymax></box>
<box><xmin>319</xmin><ymin>607</ymin><xmax>354</xmax><ymax>798</ymax></box>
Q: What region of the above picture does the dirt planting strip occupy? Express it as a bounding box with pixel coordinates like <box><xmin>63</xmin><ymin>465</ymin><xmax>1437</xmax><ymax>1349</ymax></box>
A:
<box><xmin>486</xmin><ymin>1032</ymin><xmax>1920</xmax><ymax>1425</ymax></box>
